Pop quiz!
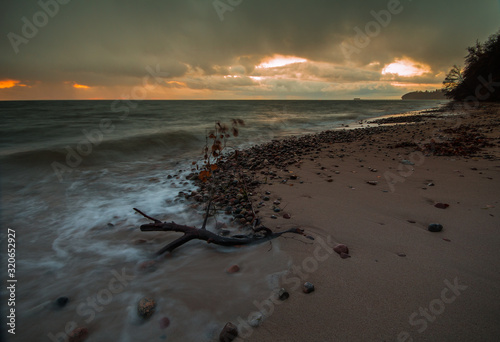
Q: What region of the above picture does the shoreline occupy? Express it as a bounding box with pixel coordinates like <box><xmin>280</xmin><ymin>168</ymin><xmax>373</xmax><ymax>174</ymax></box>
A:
<box><xmin>187</xmin><ymin>102</ymin><xmax>452</xmax><ymax>227</ymax></box>
<box><xmin>188</xmin><ymin>103</ymin><xmax>500</xmax><ymax>341</ymax></box>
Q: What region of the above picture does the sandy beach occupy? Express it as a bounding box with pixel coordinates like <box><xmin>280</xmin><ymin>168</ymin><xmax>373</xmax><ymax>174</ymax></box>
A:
<box><xmin>3</xmin><ymin>1</ymin><xmax>499</xmax><ymax>341</ymax></box>
<box><xmin>208</xmin><ymin>104</ymin><xmax>500</xmax><ymax>341</ymax></box>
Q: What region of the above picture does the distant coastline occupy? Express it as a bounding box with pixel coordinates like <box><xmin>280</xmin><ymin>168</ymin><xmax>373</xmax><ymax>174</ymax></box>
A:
<box><xmin>402</xmin><ymin>89</ymin><xmax>446</xmax><ymax>100</ymax></box>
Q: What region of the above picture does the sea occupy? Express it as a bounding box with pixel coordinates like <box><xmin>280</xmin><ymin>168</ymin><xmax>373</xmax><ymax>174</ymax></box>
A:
<box><xmin>0</xmin><ymin>100</ymin><xmax>447</xmax><ymax>341</ymax></box>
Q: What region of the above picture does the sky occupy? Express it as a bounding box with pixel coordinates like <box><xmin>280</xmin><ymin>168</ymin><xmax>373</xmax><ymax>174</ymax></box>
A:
<box><xmin>0</xmin><ymin>0</ymin><xmax>499</xmax><ymax>100</ymax></box>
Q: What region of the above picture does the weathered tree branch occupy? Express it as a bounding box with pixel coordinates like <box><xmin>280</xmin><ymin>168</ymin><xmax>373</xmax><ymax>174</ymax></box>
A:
<box><xmin>135</xmin><ymin>208</ymin><xmax>307</xmax><ymax>256</ymax></box>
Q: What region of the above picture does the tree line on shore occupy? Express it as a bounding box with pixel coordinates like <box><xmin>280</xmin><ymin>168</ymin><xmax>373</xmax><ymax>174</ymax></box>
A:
<box><xmin>443</xmin><ymin>29</ymin><xmax>500</xmax><ymax>102</ymax></box>
<box><xmin>401</xmin><ymin>89</ymin><xmax>446</xmax><ymax>100</ymax></box>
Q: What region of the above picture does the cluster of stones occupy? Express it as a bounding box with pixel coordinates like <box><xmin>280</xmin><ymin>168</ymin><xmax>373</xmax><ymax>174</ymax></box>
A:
<box><xmin>181</xmin><ymin>127</ymin><xmax>390</xmax><ymax>227</ymax></box>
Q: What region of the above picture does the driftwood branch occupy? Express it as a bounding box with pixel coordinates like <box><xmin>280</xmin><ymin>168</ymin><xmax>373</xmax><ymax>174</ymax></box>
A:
<box><xmin>135</xmin><ymin>208</ymin><xmax>306</xmax><ymax>256</ymax></box>
<box><xmin>134</xmin><ymin>208</ymin><xmax>162</xmax><ymax>224</ymax></box>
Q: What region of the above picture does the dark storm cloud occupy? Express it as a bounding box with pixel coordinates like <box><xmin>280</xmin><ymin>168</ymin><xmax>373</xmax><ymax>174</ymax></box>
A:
<box><xmin>0</xmin><ymin>0</ymin><xmax>499</xmax><ymax>97</ymax></box>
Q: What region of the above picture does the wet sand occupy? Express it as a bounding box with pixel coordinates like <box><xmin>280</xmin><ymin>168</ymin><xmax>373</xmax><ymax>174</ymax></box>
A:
<box><xmin>217</xmin><ymin>104</ymin><xmax>500</xmax><ymax>341</ymax></box>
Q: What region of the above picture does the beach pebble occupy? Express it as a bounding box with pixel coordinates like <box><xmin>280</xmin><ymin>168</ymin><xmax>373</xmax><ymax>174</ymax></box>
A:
<box><xmin>248</xmin><ymin>312</ymin><xmax>263</xmax><ymax>327</ymax></box>
<box><xmin>397</xmin><ymin>253</ymin><xmax>406</xmax><ymax>257</ymax></box>
<box><xmin>54</xmin><ymin>296</ymin><xmax>69</xmax><ymax>308</ymax></box>
<box><xmin>333</xmin><ymin>244</ymin><xmax>349</xmax><ymax>255</ymax></box>
<box><xmin>271</xmin><ymin>215</ymin><xmax>278</xmax><ymax>219</ymax></box>
<box><xmin>219</xmin><ymin>322</ymin><xmax>238</xmax><ymax>342</ymax></box>
<box><xmin>283</xmin><ymin>213</ymin><xmax>291</xmax><ymax>219</ymax></box>
<box><xmin>366</xmin><ymin>181</ymin><xmax>378</xmax><ymax>185</ymax></box>
<box><xmin>428</xmin><ymin>223</ymin><xmax>443</xmax><ymax>232</ymax></box>
<box><xmin>226</xmin><ymin>265</ymin><xmax>240</xmax><ymax>274</ymax></box>
<box><xmin>137</xmin><ymin>297</ymin><xmax>156</xmax><ymax>319</ymax></box>
<box><xmin>302</xmin><ymin>282</ymin><xmax>315</xmax><ymax>294</ymax></box>
<box><xmin>67</xmin><ymin>327</ymin><xmax>89</xmax><ymax>342</ymax></box>
<box><xmin>434</xmin><ymin>203</ymin><xmax>449</xmax><ymax>209</ymax></box>
<box><xmin>159</xmin><ymin>317</ymin><xmax>170</xmax><ymax>329</ymax></box>
<box><xmin>278</xmin><ymin>288</ymin><xmax>289</xmax><ymax>300</ymax></box>
<box><xmin>401</xmin><ymin>160</ymin><xmax>415</xmax><ymax>165</ymax></box>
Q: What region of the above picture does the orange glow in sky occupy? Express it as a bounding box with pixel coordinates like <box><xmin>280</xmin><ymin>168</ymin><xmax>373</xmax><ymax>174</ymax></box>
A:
<box><xmin>0</xmin><ymin>79</ymin><xmax>22</xmax><ymax>89</ymax></box>
<box><xmin>390</xmin><ymin>82</ymin><xmax>443</xmax><ymax>88</ymax></box>
<box><xmin>167</xmin><ymin>81</ymin><xmax>187</xmax><ymax>87</ymax></box>
<box><xmin>382</xmin><ymin>58</ymin><xmax>431</xmax><ymax>77</ymax></box>
<box><xmin>257</xmin><ymin>55</ymin><xmax>307</xmax><ymax>69</ymax></box>
<box><xmin>73</xmin><ymin>83</ymin><xmax>90</xmax><ymax>89</ymax></box>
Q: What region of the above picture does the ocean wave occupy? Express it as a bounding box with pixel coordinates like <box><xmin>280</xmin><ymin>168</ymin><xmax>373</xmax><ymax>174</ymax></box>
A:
<box><xmin>0</xmin><ymin>130</ymin><xmax>204</xmax><ymax>168</ymax></box>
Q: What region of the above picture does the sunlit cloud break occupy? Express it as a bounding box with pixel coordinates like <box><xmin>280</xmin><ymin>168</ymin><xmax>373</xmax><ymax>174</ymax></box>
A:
<box><xmin>257</xmin><ymin>55</ymin><xmax>308</xmax><ymax>69</ymax></box>
<box><xmin>73</xmin><ymin>83</ymin><xmax>90</xmax><ymax>89</ymax></box>
<box><xmin>382</xmin><ymin>58</ymin><xmax>432</xmax><ymax>77</ymax></box>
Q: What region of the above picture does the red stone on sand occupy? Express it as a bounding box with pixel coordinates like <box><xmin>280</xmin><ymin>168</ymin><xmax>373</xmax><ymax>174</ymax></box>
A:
<box><xmin>159</xmin><ymin>317</ymin><xmax>170</xmax><ymax>329</ymax></box>
<box><xmin>226</xmin><ymin>265</ymin><xmax>240</xmax><ymax>274</ymax></box>
<box><xmin>334</xmin><ymin>244</ymin><xmax>349</xmax><ymax>255</ymax></box>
